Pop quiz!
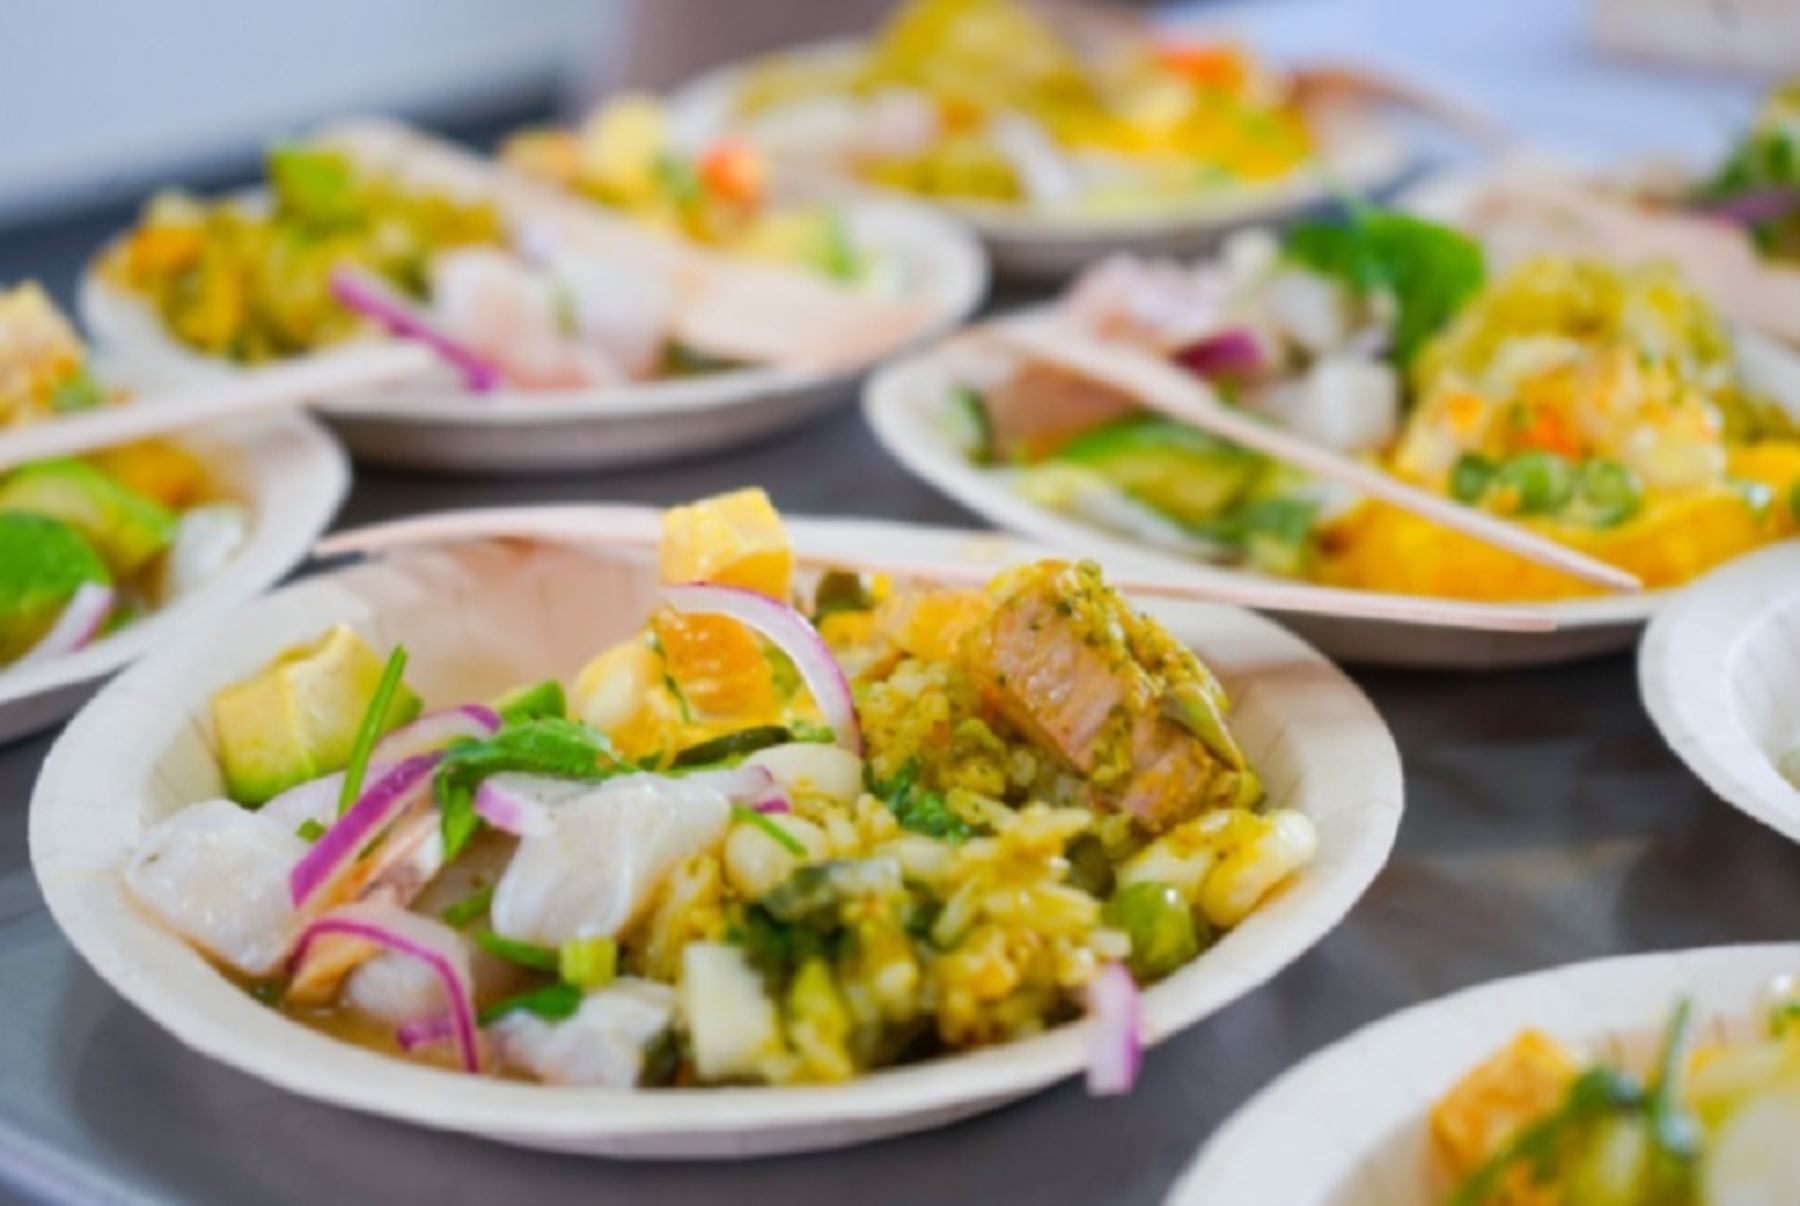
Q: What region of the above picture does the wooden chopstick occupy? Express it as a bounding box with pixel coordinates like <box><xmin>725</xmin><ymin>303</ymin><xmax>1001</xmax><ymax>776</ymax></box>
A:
<box><xmin>0</xmin><ymin>341</ymin><xmax>436</xmax><ymax>469</ymax></box>
<box><xmin>311</xmin><ymin>504</ymin><xmax>1558</xmax><ymax>634</ymax></box>
<box><xmin>986</xmin><ymin>319</ymin><xmax>1642</xmax><ymax>594</ymax></box>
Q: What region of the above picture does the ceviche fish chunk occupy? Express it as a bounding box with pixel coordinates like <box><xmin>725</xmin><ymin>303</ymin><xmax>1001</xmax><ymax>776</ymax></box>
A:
<box><xmin>722</xmin><ymin>0</ymin><xmax>1315</xmax><ymax>217</ymax></box>
<box><xmin>1434</xmin><ymin>984</ymin><xmax>1800</xmax><ymax>1205</ymax></box>
<box><xmin>947</xmin><ymin>207</ymin><xmax>1800</xmax><ymax>601</ymax></box>
<box><xmin>123</xmin><ymin>488</ymin><xmax>1314</xmax><ymax>1089</ymax></box>
<box><xmin>0</xmin><ymin>284</ymin><xmax>247</xmax><ymax>671</ymax></box>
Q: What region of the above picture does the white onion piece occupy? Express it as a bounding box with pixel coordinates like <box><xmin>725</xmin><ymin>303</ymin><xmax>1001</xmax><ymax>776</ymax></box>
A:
<box><xmin>662</xmin><ymin>584</ymin><xmax>861</xmax><ymax>754</ymax></box>
<box><xmin>261</xmin><ymin>769</ymin><xmax>358</xmax><ymax>832</ymax></box>
<box><xmin>745</xmin><ymin>743</ymin><xmax>864</xmax><ymax>804</ymax></box>
<box><xmin>14</xmin><ymin>582</ymin><xmax>114</xmax><ymax>668</ymax></box>
<box><xmin>371</xmin><ymin>705</ymin><xmax>500</xmax><ymax>763</ymax></box>
<box><xmin>1085</xmin><ymin>962</ymin><xmax>1143</xmax><ymax>1096</ymax></box>
<box><xmin>670</xmin><ymin>765</ymin><xmax>777</xmax><ymax>804</ymax></box>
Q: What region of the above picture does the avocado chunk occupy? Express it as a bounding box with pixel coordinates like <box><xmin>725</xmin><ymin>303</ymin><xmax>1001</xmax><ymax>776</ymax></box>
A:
<box><xmin>0</xmin><ymin>459</ymin><xmax>176</xmax><ymax>577</ymax></box>
<box><xmin>1052</xmin><ymin>417</ymin><xmax>1264</xmax><ymax>526</ymax></box>
<box><xmin>0</xmin><ymin>512</ymin><xmax>111</xmax><ymax>662</ymax></box>
<box><xmin>492</xmin><ymin>679</ymin><xmax>567</xmax><ymax>725</ymax></box>
<box><xmin>213</xmin><ymin>624</ymin><xmax>422</xmax><ymax>806</ymax></box>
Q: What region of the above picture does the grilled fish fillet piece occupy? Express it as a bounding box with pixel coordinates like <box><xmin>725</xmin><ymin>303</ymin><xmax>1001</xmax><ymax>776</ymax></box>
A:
<box><xmin>961</xmin><ymin>560</ymin><xmax>1258</xmax><ymax>831</ymax></box>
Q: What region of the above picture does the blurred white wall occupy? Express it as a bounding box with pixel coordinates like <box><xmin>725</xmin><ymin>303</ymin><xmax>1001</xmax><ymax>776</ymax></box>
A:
<box><xmin>0</xmin><ymin>0</ymin><xmax>618</xmax><ymax>223</ymax></box>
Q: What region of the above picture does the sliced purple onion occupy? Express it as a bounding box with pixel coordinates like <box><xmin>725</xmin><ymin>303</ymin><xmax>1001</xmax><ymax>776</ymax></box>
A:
<box><xmin>291</xmin><ymin>903</ymin><xmax>479</xmax><ymax>1073</ymax></box>
<box><xmin>472</xmin><ymin>777</ymin><xmax>555</xmax><ymax>837</ymax></box>
<box><xmin>752</xmin><ymin>796</ymin><xmax>791</xmax><ymax>815</ymax></box>
<box><xmin>1695</xmin><ymin>187</ymin><xmax>1800</xmax><ymax>227</ymax></box>
<box><xmin>662</xmin><ymin>584</ymin><xmax>861</xmax><ymax>754</ymax></box>
<box><xmin>14</xmin><ymin>582</ymin><xmax>115</xmax><ymax>667</ymax></box>
<box><xmin>372</xmin><ymin>705</ymin><xmax>502</xmax><ymax>764</ymax></box>
<box><xmin>396</xmin><ymin>1012</ymin><xmax>455</xmax><ymax>1053</ymax></box>
<box><xmin>1085</xmin><ymin>962</ymin><xmax>1143</xmax><ymax>1097</ymax></box>
<box><xmin>288</xmin><ymin>752</ymin><xmax>442</xmax><ymax>908</ymax></box>
<box><xmin>1173</xmin><ymin>327</ymin><xmax>1266</xmax><ymax>383</ymax></box>
<box><xmin>330</xmin><ymin>265</ymin><xmax>504</xmax><ymax>393</ymax></box>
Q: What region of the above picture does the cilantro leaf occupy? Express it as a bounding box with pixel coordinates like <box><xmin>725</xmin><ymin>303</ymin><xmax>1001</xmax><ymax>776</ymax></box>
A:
<box><xmin>1282</xmin><ymin>209</ymin><xmax>1484</xmax><ymax>365</ymax></box>
<box><xmin>432</xmin><ymin>717</ymin><xmax>627</xmax><ymax>858</ymax></box>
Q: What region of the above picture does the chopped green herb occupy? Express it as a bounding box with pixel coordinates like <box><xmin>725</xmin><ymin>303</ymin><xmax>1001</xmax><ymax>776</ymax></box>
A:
<box><xmin>871</xmin><ymin>759</ymin><xmax>972</xmax><ymax>843</ymax></box>
<box><xmin>1449</xmin><ymin>452</ymin><xmax>1498</xmax><ymax>504</ymax></box>
<box><xmin>49</xmin><ymin>369</ymin><xmax>105</xmax><ymax>414</ymax></box>
<box><xmin>440</xmin><ymin>883</ymin><xmax>494</xmax><ymax>928</ymax></box>
<box><xmin>559</xmin><ymin>936</ymin><xmax>618</xmax><ymax>990</ymax></box>
<box><xmin>1771</xmin><ymin>998</ymin><xmax>1800</xmax><ymax>1036</ymax></box>
<box><xmin>812</xmin><ymin>570</ymin><xmax>873</xmax><ymax>622</ymax></box>
<box><xmin>948</xmin><ymin>385</ymin><xmax>997</xmax><ymax>464</ymax></box>
<box><xmin>671</xmin><ymin>725</ymin><xmax>792</xmax><ymax>768</ymax></box>
<box><xmin>493</xmin><ymin>679</ymin><xmax>567</xmax><ymax>725</ymax></box>
<box><xmin>787</xmin><ymin>720</ymin><xmax>836</xmax><ymax>745</ymax></box>
<box><xmin>434</xmin><ymin>717</ymin><xmax>626</xmax><ymax>858</ymax></box>
<box><xmin>1282</xmin><ymin>208</ymin><xmax>1485</xmax><ymax>365</ymax></box>
<box><xmin>731</xmin><ymin>803</ymin><xmax>807</xmax><ymax>856</ymax></box>
<box><xmin>477</xmin><ymin>980</ymin><xmax>583</xmax><ymax>1027</ymax></box>
<box><xmin>338</xmin><ymin>645</ymin><xmax>410</xmax><ymax>816</ymax></box>
<box><xmin>295</xmin><ymin>818</ymin><xmax>326</xmax><ymax>843</ymax></box>
<box><xmin>474</xmin><ymin>929</ymin><xmax>559</xmax><ymax>973</ymax></box>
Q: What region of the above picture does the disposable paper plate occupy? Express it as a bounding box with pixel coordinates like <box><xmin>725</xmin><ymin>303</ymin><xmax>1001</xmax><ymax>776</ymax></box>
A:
<box><xmin>0</xmin><ymin>413</ymin><xmax>346</xmax><ymax>743</ymax></box>
<box><xmin>80</xmin><ymin>196</ymin><xmax>986</xmax><ymax>475</ymax></box>
<box><xmin>1169</xmin><ymin>943</ymin><xmax>1800</xmax><ymax>1206</ymax></box>
<box><xmin>864</xmin><ymin>348</ymin><xmax>1658</xmax><ymax>669</ymax></box>
<box><xmin>1640</xmin><ymin>541</ymin><xmax>1800</xmax><ymax>845</ymax></box>
<box><xmin>31</xmin><ymin>516</ymin><xmax>1402</xmax><ymax>1158</ymax></box>
<box><xmin>668</xmin><ymin>42</ymin><xmax>1410</xmax><ymax>282</ymax></box>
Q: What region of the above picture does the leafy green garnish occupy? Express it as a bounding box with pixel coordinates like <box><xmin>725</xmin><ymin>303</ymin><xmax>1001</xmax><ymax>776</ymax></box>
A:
<box><xmin>731</xmin><ymin>804</ymin><xmax>807</xmax><ymax>856</ymax></box>
<box><xmin>474</xmin><ymin>930</ymin><xmax>560</xmax><ymax>973</ymax></box>
<box><xmin>812</xmin><ymin>570</ymin><xmax>873</xmax><ymax>622</ymax></box>
<box><xmin>1771</xmin><ymin>999</ymin><xmax>1800</xmax><ymax>1037</ymax></box>
<box><xmin>268</xmin><ymin>144</ymin><xmax>358</xmax><ymax>228</ymax></box>
<box><xmin>295</xmin><ymin>818</ymin><xmax>326</xmax><ymax>843</ymax></box>
<box><xmin>440</xmin><ymin>883</ymin><xmax>494</xmax><ymax>928</ymax></box>
<box><xmin>433</xmin><ymin>717</ymin><xmax>626</xmax><ymax>858</ymax></box>
<box><xmin>871</xmin><ymin>759</ymin><xmax>973</xmax><ymax>843</ymax></box>
<box><xmin>1282</xmin><ymin>209</ymin><xmax>1485</xmax><ymax>365</ymax></box>
<box><xmin>787</xmin><ymin>720</ymin><xmax>836</xmax><ymax>744</ymax></box>
<box><xmin>476</xmin><ymin>981</ymin><xmax>583</xmax><ymax>1027</ymax></box>
<box><xmin>493</xmin><ymin>680</ymin><xmax>567</xmax><ymax>725</ymax></box>
<box><xmin>653</xmin><ymin>154</ymin><xmax>702</xmax><ymax>211</ymax></box>
<box><xmin>338</xmin><ymin>645</ymin><xmax>409</xmax><ymax>816</ymax></box>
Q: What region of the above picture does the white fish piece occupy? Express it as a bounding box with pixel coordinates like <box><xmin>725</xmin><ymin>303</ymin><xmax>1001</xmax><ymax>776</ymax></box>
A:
<box><xmin>431</xmin><ymin>248</ymin><xmax>616</xmax><ymax>389</ymax></box>
<box><xmin>490</xmin><ymin>775</ymin><xmax>731</xmax><ymax>947</ymax></box>
<box><xmin>681</xmin><ymin>942</ymin><xmax>782</xmax><ymax>1083</ymax></box>
<box><xmin>125</xmin><ymin>799</ymin><xmax>305</xmax><ymax>977</ymax></box>
<box><xmin>156</xmin><ymin>503</ymin><xmax>248</xmax><ymax>603</ymax></box>
<box><xmin>492</xmin><ymin>978</ymin><xmax>676</xmax><ymax>1088</ymax></box>
<box><xmin>1249</xmin><ymin>354</ymin><xmax>1399</xmax><ymax>453</ymax></box>
<box><xmin>342</xmin><ymin>911</ymin><xmax>470</xmax><ymax>1025</ymax></box>
<box><xmin>550</xmin><ymin>252</ymin><xmax>677</xmax><ymax>380</ymax></box>
<box><xmin>1706</xmin><ymin>1085</ymin><xmax>1800</xmax><ymax>1206</ymax></box>
<box><xmin>1061</xmin><ymin>254</ymin><xmax>1230</xmax><ymax>351</ymax></box>
<box><xmin>1264</xmin><ymin>267</ymin><xmax>1355</xmax><ymax>356</ymax></box>
<box><xmin>989</xmin><ymin>112</ymin><xmax>1080</xmax><ymax>208</ymax></box>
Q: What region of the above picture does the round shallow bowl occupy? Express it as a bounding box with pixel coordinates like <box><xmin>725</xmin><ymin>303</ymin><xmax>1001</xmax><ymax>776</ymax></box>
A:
<box><xmin>864</xmin><ymin>349</ymin><xmax>1662</xmax><ymax>669</ymax></box>
<box><xmin>31</xmin><ymin>515</ymin><xmax>1402</xmax><ymax>1158</ymax></box>
<box><xmin>0</xmin><ymin>413</ymin><xmax>346</xmax><ymax>744</ymax></box>
<box><xmin>1640</xmin><ymin>540</ymin><xmax>1800</xmax><ymax>844</ymax></box>
<box><xmin>669</xmin><ymin>42</ymin><xmax>1411</xmax><ymax>282</ymax></box>
<box><xmin>81</xmin><ymin>198</ymin><xmax>986</xmax><ymax>475</ymax></box>
<box><xmin>1171</xmin><ymin>942</ymin><xmax>1800</xmax><ymax>1206</ymax></box>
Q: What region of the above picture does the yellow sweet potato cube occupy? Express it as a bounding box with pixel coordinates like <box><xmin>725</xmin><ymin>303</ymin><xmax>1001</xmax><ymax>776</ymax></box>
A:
<box><xmin>659</xmin><ymin>488</ymin><xmax>792</xmax><ymax>599</ymax></box>
<box><xmin>1432</xmin><ymin>1029</ymin><xmax>1578</xmax><ymax>1188</ymax></box>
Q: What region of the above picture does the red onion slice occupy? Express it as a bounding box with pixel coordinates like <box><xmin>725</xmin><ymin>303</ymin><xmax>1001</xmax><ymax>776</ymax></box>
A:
<box><xmin>396</xmin><ymin>1012</ymin><xmax>455</xmax><ymax>1053</ymax></box>
<box><xmin>751</xmin><ymin>796</ymin><xmax>791</xmax><ymax>815</ymax></box>
<box><xmin>372</xmin><ymin>705</ymin><xmax>502</xmax><ymax>763</ymax></box>
<box><xmin>288</xmin><ymin>752</ymin><xmax>443</xmax><ymax>908</ymax></box>
<box><xmin>662</xmin><ymin>584</ymin><xmax>861</xmax><ymax>754</ymax></box>
<box><xmin>14</xmin><ymin>582</ymin><xmax>115</xmax><ymax>667</ymax></box>
<box><xmin>1173</xmin><ymin>327</ymin><xmax>1266</xmax><ymax>383</ymax></box>
<box><xmin>675</xmin><ymin>765</ymin><xmax>778</xmax><ymax>803</ymax></box>
<box><xmin>291</xmin><ymin>902</ymin><xmax>479</xmax><ymax>1072</ymax></box>
<box><xmin>1085</xmin><ymin>962</ymin><xmax>1143</xmax><ymax>1096</ymax></box>
<box><xmin>330</xmin><ymin>265</ymin><xmax>504</xmax><ymax>393</ymax></box>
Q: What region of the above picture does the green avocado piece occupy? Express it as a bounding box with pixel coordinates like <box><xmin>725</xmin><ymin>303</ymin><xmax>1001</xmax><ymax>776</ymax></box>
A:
<box><xmin>213</xmin><ymin>624</ymin><xmax>422</xmax><ymax>806</ymax></box>
<box><xmin>0</xmin><ymin>512</ymin><xmax>112</xmax><ymax>662</ymax></box>
<box><xmin>492</xmin><ymin>679</ymin><xmax>567</xmax><ymax>725</ymax></box>
<box><xmin>1053</xmin><ymin>417</ymin><xmax>1264</xmax><ymax>525</ymax></box>
<box><xmin>0</xmin><ymin>459</ymin><xmax>176</xmax><ymax>577</ymax></box>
